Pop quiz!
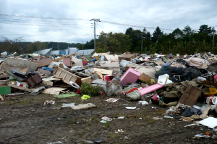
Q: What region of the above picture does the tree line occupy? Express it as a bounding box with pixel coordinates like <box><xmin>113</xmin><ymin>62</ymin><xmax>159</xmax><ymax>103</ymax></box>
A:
<box><xmin>0</xmin><ymin>24</ymin><xmax>216</xmax><ymax>55</ymax></box>
<box><xmin>80</xmin><ymin>24</ymin><xmax>216</xmax><ymax>54</ymax></box>
<box><xmin>0</xmin><ymin>38</ymin><xmax>81</xmax><ymax>54</ymax></box>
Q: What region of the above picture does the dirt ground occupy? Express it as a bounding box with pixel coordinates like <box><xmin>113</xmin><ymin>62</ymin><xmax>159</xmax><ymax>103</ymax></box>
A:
<box><xmin>0</xmin><ymin>93</ymin><xmax>216</xmax><ymax>144</ymax></box>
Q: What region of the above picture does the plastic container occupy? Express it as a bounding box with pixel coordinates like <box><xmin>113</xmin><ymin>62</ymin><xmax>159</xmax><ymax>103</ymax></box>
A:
<box><xmin>206</xmin><ymin>96</ymin><xmax>217</xmax><ymax>105</ymax></box>
<box><xmin>120</xmin><ymin>68</ymin><xmax>141</xmax><ymax>85</ymax></box>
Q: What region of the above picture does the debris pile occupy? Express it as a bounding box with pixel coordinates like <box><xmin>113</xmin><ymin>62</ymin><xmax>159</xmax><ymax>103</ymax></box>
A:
<box><xmin>1</xmin><ymin>51</ymin><xmax>217</xmax><ymax>137</ymax></box>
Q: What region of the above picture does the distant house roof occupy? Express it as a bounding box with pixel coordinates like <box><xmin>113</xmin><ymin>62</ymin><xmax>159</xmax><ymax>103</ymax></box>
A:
<box><xmin>34</xmin><ymin>48</ymin><xmax>52</xmax><ymax>55</ymax></box>
<box><xmin>34</xmin><ymin>47</ymin><xmax>94</xmax><ymax>56</ymax></box>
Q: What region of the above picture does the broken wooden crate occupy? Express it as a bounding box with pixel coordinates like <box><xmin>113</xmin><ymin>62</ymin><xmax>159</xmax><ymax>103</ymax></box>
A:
<box><xmin>53</xmin><ymin>68</ymin><xmax>91</xmax><ymax>86</ymax></box>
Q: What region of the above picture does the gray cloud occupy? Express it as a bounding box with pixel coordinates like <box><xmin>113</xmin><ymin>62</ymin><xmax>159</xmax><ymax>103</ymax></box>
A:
<box><xmin>0</xmin><ymin>0</ymin><xmax>216</xmax><ymax>43</ymax></box>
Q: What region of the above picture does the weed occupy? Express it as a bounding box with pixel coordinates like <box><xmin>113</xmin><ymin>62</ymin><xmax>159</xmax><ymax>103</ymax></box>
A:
<box><xmin>77</xmin><ymin>131</ymin><xmax>82</xmax><ymax>135</ymax></box>
<box><xmin>114</xmin><ymin>114</ymin><xmax>119</xmax><ymax>118</ymax></box>
<box><xmin>94</xmin><ymin>119</ymin><xmax>100</xmax><ymax>123</ymax></box>
<box><xmin>91</xmin><ymin>116</ymin><xmax>96</xmax><ymax>121</ymax></box>
<box><xmin>87</xmin><ymin>121</ymin><xmax>92</xmax><ymax>126</ymax></box>
<box><xmin>104</xmin><ymin>122</ymin><xmax>110</xmax><ymax>128</ymax></box>
<box><xmin>109</xmin><ymin>133</ymin><xmax>119</xmax><ymax>138</ymax></box>
<box><xmin>80</xmin><ymin>82</ymin><xmax>103</xmax><ymax>96</ymax></box>
<box><xmin>133</xmin><ymin>115</ymin><xmax>139</xmax><ymax>118</ymax></box>
<box><xmin>66</xmin><ymin>118</ymin><xmax>77</xmax><ymax>125</ymax></box>
<box><xmin>143</xmin><ymin>117</ymin><xmax>147</xmax><ymax>121</ymax></box>
<box><xmin>148</xmin><ymin>120</ymin><xmax>154</xmax><ymax>124</ymax></box>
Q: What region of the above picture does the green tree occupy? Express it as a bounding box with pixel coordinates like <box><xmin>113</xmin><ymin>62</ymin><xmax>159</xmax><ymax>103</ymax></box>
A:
<box><xmin>152</xmin><ymin>26</ymin><xmax>162</xmax><ymax>42</ymax></box>
<box><xmin>96</xmin><ymin>32</ymin><xmax>132</xmax><ymax>53</ymax></box>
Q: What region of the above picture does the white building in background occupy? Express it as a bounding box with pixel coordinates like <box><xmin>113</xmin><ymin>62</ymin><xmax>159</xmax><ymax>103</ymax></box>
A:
<box><xmin>77</xmin><ymin>49</ymin><xmax>95</xmax><ymax>55</ymax></box>
<box><xmin>33</xmin><ymin>47</ymin><xmax>94</xmax><ymax>56</ymax></box>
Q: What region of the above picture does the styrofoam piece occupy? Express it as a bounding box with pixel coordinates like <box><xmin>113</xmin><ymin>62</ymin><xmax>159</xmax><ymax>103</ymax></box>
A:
<box><xmin>157</xmin><ymin>74</ymin><xmax>173</xmax><ymax>85</ymax></box>
<box><xmin>120</xmin><ymin>68</ymin><xmax>141</xmax><ymax>85</ymax></box>
<box><xmin>139</xmin><ymin>84</ymin><xmax>163</xmax><ymax>96</ymax></box>
<box><xmin>48</xmin><ymin>61</ymin><xmax>68</xmax><ymax>69</ymax></box>
<box><xmin>198</xmin><ymin>117</ymin><xmax>217</xmax><ymax>128</ymax></box>
<box><xmin>138</xmin><ymin>101</ymin><xmax>149</xmax><ymax>105</ymax></box>
<box><xmin>126</xmin><ymin>107</ymin><xmax>136</xmax><ymax>109</ymax></box>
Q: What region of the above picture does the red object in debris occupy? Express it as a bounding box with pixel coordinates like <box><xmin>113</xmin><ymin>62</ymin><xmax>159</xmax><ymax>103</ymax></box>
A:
<box><xmin>75</xmin><ymin>89</ymin><xmax>80</xmax><ymax>94</ymax></box>
<box><xmin>83</xmin><ymin>60</ymin><xmax>88</xmax><ymax>66</ymax></box>
<box><xmin>102</xmin><ymin>92</ymin><xmax>106</xmax><ymax>95</ymax></box>
<box><xmin>205</xmin><ymin>132</ymin><xmax>210</xmax><ymax>135</ymax></box>
<box><xmin>125</xmin><ymin>88</ymin><xmax>138</xmax><ymax>94</ymax></box>
<box><xmin>214</xmin><ymin>74</ymin><xmax>217</xmax><ymax>81</ymax></box>
<box><xmin>151</xmin><ymin>94</ymin><xmax>159</xmax><ymax>103</ymax></box>
<box><xmin>19</xmin><ymin>84</ymin><xmax>23</xmax><ymax>87</ymax></box>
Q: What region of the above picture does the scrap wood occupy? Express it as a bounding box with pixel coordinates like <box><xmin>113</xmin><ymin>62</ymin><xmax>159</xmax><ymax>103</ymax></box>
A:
<box><xmin>8</xmin><ymin>84</ymin><xmax>32</xmax><ymax>92</ymax></box>
<box><xmin>42</xmin><ymin>87</ymin><xmax>66</xmax><ymax>95</ymax></box>
<box><xmin>200</xmin><ymin>105</ymin><xmax>212</xmax><ymax>119</ymax></box>
<box><xmin>93</xmin><ymin>68</ymin><xmax>113</xmax><ymax>75</ymax></box>
<box><xmin>0</xmin><ymin>95</ymin><xmax>4</xmax><ymax>101</ymax></box>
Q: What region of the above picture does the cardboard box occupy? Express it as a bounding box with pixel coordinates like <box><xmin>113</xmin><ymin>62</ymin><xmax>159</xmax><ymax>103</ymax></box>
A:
<box><xmin>33</xmin><ymin>58</ymin><xmax>52</xmax><ymax>67</ymax></box>
<box><xmin>139</xmin><ymin>73</ymin><xmax>152</xmax><ymax>83</ymax></box>
<box><xmin>179</xmin><ymin>86</ymin><xmax>202</xmax><ymax>107</ymax></box>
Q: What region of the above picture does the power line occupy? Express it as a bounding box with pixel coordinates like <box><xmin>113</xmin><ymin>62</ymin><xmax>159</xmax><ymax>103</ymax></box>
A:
<box><xmin>0</xmin><ymin>18</ymin><xmax>92</xmax><ymax>25</ymax></box>
<box><xmin>0</xmin><ymin>14</ymin><xmax>89</xmax><ymax>21</ymax></box>
<box><xmin>0</xmin><ymin>22</ymin><xmax>92</xmax><ymax>28</ymax></box>
<box><xmin>0</xmin><ymin>34</ymin><xmax>91</xmax><ymax>36</ymax></box>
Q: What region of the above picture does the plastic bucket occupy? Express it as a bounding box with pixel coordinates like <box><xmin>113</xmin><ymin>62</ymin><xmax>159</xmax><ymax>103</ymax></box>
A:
<box><xmin>151</xmin><ymin>94</ymin><xmax>159</xmax><ymax>103</ymax></box>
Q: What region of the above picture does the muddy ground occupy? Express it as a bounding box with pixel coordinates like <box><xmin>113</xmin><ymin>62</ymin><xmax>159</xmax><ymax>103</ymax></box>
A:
<box><xmin>0</xmin><ymin>93</ymin><xmax>216</xmax><ymax>144</ymax></box>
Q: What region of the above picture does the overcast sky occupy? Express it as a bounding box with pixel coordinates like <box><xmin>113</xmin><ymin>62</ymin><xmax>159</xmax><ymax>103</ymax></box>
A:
<box><xmin>0</xmin><ymin>0</ymin><xmax>216</xmax><ymax>43</ymax></box>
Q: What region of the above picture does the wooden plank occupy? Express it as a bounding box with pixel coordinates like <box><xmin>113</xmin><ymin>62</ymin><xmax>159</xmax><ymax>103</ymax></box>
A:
<box><xmin>8</xmin><ymin>84</ymin><xmax>32</xmax><ymax>92</ymax></box>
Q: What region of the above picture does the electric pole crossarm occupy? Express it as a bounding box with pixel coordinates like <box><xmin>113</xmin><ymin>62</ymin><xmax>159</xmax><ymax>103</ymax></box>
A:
<box><xmin>90</xmin><ymin>18</ymin><xmax>101</xmax><ymax>51</ymax></box>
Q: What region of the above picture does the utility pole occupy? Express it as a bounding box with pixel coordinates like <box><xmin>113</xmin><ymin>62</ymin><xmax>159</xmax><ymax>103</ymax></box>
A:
<box><xmin>141</xmin><ymin>33</ymin><xmax>143</xmax><ymax>53</ymax></box>
<box><xmin>90</xmin><ymin>18</ymin><xmax>100</xmax><ymax>51</ymax></box>
<box><xmin>212</xmin><ymin>27</ymin><xmax>215</xmax><ymax>53</ymax></box>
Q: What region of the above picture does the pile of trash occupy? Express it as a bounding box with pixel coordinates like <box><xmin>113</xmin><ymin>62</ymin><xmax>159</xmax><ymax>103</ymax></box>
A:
<box><xmin>1</xmin><ymin>51</ymin><xmax>217</xmax><ymax>121</ymax></box>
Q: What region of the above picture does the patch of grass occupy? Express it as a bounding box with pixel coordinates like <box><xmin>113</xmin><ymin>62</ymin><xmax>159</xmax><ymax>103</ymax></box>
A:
<box><xmin>94</xmin><ymin>119</ymin><xmax>100</xmax><ymax>123</ymax></box>
<box><xmin>143</xmin><ymin>117</ymin><xmax>147</xmax><ymax>121</ymax></box>
<box><xmin>91</xmin><ymin>116</ymin><xmax>96</xmax><ymax>121</ymax></box>
<box><xmin>133</xmin><ymin>115</ymin><xmax>139</xmax><ymax>118</ymax></box>
<box><xmin>20</xmin><ymin>101</ymin><xmax>24</xmax><ymax>105</ymax></box>
<box><xmin>87</xmin><ymin>121</ymin><xmax>92</xmax><ymax>126</ymax></box>
<box><xmin>77</xmin><ymin>131</ymin><xmax>82</xmax><ymax>135</ymax></box>
<box><xmin>148</xmin><ymin>120</ymin><xmax>154</xmax><ymax>124</ymax></box>
<box><xmin>109</xmin><ymin>133</ymin><xmax>119</xmax><ymax>139</ymax></box>
<box><xmin>104</xmin><ymin>122</ymin><xmax>110</xmax><ymax>128</ymax></box>
<box><xmin>66</xmin><ymin>118</ymin><xmax>77</xmax><ymax>125</ymax></box>
<box><xmin>114</xmin><ymin>114</ymin><xmax>119</xmax><ymax>118</ymax></box>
